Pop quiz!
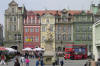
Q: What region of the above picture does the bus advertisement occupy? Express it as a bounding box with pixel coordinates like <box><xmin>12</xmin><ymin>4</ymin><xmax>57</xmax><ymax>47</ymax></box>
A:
<box><xmin>64</xmin><ymin>44</ymin><xmax>87</xmax><ymax>60</ymax></box>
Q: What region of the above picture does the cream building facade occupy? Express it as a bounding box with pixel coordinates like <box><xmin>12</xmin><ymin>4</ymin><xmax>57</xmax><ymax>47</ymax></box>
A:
<box><xmin>4</xmin><ymin>0</ymin><xmax>26</xmax><ymax>51</ymax></box>
<box><xmin>41</xmin><ymin>13</ymin><xmax>55</xmax><ymax>64</ymax></box>
<box><xmin>93</xmin><ymin>20</ymin><xmax>100</xmax><ymax>61</ymax></box>
<box><xmin>41</xmin><ymin>13</ymin><xmax>55</xmax><ymax>51</ymax></box>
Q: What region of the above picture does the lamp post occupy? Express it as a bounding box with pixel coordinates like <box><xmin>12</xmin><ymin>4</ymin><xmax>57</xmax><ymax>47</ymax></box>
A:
<box><xmin>60</xmin><ymin>40</ymin><xmax>63</xmax><ymax>52</ymax></box>
<box><xmin>60</xmin><ymin>33</ymin><xmax>63</xmax><ymax>52</ymax></box>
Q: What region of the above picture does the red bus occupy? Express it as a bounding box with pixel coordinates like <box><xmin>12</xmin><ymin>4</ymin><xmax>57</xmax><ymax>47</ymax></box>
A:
<box><xmin>64</xmin><ymin>44</ymin><xmax>87</xmax><ymax>60</ymax></box>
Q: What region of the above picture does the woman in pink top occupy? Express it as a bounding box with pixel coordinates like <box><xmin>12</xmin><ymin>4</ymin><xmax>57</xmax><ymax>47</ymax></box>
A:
<box><xmin>25</xmin><ymin>57</ymin><xmax>30</xmax><ymax>66</ymax></box>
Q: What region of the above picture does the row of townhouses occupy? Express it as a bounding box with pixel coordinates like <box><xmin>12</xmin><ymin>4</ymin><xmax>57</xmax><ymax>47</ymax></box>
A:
<box><xmin>3</xmin><ymin>0</ymin><xmax>100</xmax><ymax>52</ymax></box>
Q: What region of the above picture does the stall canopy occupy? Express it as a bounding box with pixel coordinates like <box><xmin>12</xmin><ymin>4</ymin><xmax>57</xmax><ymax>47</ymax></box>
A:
<box><xmin>0</xmin><ymin>47</ymin><xmax>7</xmax><ymax>51</ymax></box>
<box><xmin>33</xmin><ymin>47</ymin><xmax>45</xmax><ymax>51</ymax></box>
<box><xmin>5</xmin><ymin>48</ymin><xmax>17</xmax><ymax>52</ymax></box>
<box><xmin>22</xmin><ymin>48</ymin><xmax>33</xmax><ymax>51</ymax></box>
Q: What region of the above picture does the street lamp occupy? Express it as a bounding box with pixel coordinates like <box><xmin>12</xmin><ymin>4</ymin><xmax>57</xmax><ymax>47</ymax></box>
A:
<box><xmin>60</xmin><ymin>40</ymin><xmax>63</xmax><ymax>52</ymax></box>
<box><xmin>60</xmin><ymin>33</ymin><xmax>63</xmax><ymax>52</ymax></box>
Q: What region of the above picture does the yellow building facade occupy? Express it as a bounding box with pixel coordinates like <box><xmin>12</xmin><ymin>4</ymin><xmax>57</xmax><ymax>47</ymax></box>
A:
<box><xmin>41</xmin><ymin>13</ymin><xmax>55</xmax><ymax>51</ymax></box>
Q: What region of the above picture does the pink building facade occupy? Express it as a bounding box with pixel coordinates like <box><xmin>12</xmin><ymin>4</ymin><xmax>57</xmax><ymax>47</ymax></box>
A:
<box><xmin>24</xmin><ymin>11</ymin><xmax>40</xmax><ymax>48</ymax></box>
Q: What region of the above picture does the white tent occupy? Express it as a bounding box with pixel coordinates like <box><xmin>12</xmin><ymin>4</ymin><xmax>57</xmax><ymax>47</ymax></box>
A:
<box><xmin>6</xmin><ymin>48</ymin><xmax>17</xmax><ymax>52</ymax></box>
<box><xmin>33</xmin><ymin>47</ymin><xmax>45</xmax><ymax>51</ymax></box>
<box><xmin>22</xmin><ymin>48</ymin><xmax>33</xmax><ymax>51</ymax></box>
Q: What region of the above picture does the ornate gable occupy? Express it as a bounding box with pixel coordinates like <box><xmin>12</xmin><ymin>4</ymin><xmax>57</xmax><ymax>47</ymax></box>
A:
<box><xmin>9</xmin><ymin>0</ymin><xmax>18</xmax><ymax>6</ymax></box>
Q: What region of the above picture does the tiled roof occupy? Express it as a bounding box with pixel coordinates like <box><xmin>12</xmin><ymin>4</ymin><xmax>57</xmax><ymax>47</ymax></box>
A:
<box><xmin>68</xmin><ymin>10</ymin><xmax>92</xmax><ymax>15</ymax></box>
<box><xmin>68</xmin><ymin>10</ymin><xmax>82</xmax><ymax>15</ymax></box>
<box><xmin>27</xmin><ymin>10</ymin><xmax>92</xmax><ymax>16</ymax></box>
<box><xmin>33</xmin><ymin>10</ymin><xmax>61</xmax><ymax>16</ymax></box>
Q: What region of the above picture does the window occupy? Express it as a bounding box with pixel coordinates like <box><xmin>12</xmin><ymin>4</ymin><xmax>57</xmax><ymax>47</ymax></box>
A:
<box><xmin>68</xmin><ymin>25</ymin><xmax>71</xmax><ymax>33</ymax></box>
<box><xmin>68</xmin><ymin>34</ymin><xmax>71</xmax><ymax>40</ymax></box>
<box><xmin>63</xmin><ymin>25</ymin><xmax>66</xmax><ymax>32</ymax></box>
<box><xmin>82</xmin><ymin>16</ymin><xmax>86</xmax><ymax>21</ymax></box>
<box><xmin>82</xmin><ymin>25</ymin><xmax>86</xmax><ymax>32</ymax></box>
<box><xmin>32</xmin><ymin>18</ymin><xmax>35</xmax><ymax>24</ymax></box>
<box><xmin>87</xmin><ymin>16</ymin><xmax>92</xmax><ymax>21</ymax></box>
<box><xmin>35</xmin><ymin>36</ymin><xmax>39</xmax><ymax>42</ymax></box>
<box><xmin>30</xmin><ymin>36</ymin><xmax>33</xmax><ymax>42</ymax></box>
<box><xmin>12</xmin><ymin>25</ymin><xmax>14</xmax><ymax>31</ymax></box>
<box><xmin>46</xmin><ymin>18</ymin><xmax>49</xmax><ymax>23</ymax></box>
<box><xmin>10</xmin><ymin>16</ymin><xmax>16</xmax><ymax>22</ymax></box>
<box><xmin>14</xmin><ymin>16</ymin><xmax>16</xmax><ymax>21</ymax></box>
<box><xmin>15</xmin><ymin>34</ymin><xmax>21</xmax><ymax>40</ymax></box>
<box><xmin>15</xmin><ymin>34</ymin><xmax>17</xmax><ymax>40</ymax></box>
<box><xmin>62</xmin><ymin>18</ymin><xmax>67</xmax><ymax>22</ymax></box>
<box><xmin>42</xmin><ymin>25</ymin><xmax>46</xmax><ymax>32</ymax></box>
<box><xmin>76</xmin><ymin>25</ymin><xmax>80</xmax><ymax>32</ymax></box>
<box><xmin>12</xmin><ymin>8</ymin><xmax>14</xmax><ymax>13</ymax></box>
<box><xmin>57</xmin><ymin>25</ymin><xmax>61</xmax><ymax>32</ymax></box>
<box><xmin>58</xmin><ymin>34</ymin><xmax>60</xmax><ymax>40</ymax></box>
<box><xmin>18</xmin><ymin>34</ymin><xmax>21</xmax><ymax>40</ymax></box>
<box><xmin>76</xmin><ymin>34</ymin><xmax>81</xmax><ymax>41</ymax></box>
<box><xmin>63</xmin><ymin>34</ymin><xmax>66</xmax><ymax>40</ymax></box>
<box><xmin>88</xmin><ymin>26</ymin><xmax>92</xmax><ymax>32</ymax></box>
<box><xmin>56</xmin><ymin>34</ymin><xmax>58</xmax><ymax>40</ymax></box>
<box><xmin>76</xmin><ymin>16</ymin><xmax>80</xmax><ymax>22</ymax></box>
<box><xmin>14</xmin><ymin>25</ymin><xmax>16</xmax><ymax>31</ymax></box>
<box><xmin>36</xmin><ymin>27</ymin><xmax>39</xmax><ymax>32</ymax></box>
<box><xmin>50</xmin><ymin>25</ymin><xmax>53</xmax><ymax>32</ymax></box>
<box><xmin>10</xmin><ymin>25</ymin><xmax>14</xmax><ymax>31</ymax></box>
<box><xmin>25</xmin><ymin>28</ymin><xmax>28</xmax><ymax>32</ymax></box>
<box><xmin>10</xmin><ymin>17</ymin><xmax>12</xmax><ymax>22</ymax></box>
<box><xmin>88</xmin><ymin>34</ymin><xmax>92</xmax><ymax>41</ymax></box>
<box><xmin>42</xmin><ymin>36</ymin><xmax>45</xmax><ymax>42</ymax></box>
<box><xmin>82</xmin><ymin>34</ymin><xmax>85</xmax><ymax>41</ymax></box>
<box><xmin>28</xmin><ymin>19</ymin><xmax>31</xmax><ymax>24</ymax></box>
<box><xmin>30</xmin><ymin>28</ymin><xmax>33</xmax><ymax>32</ymax></box>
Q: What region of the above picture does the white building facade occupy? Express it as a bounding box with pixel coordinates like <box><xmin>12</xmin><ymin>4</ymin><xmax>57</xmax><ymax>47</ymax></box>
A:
<box><xmin>93</xmin><ymin>20</ymin><xmax>100</xmax><ymax>61</ymax></box>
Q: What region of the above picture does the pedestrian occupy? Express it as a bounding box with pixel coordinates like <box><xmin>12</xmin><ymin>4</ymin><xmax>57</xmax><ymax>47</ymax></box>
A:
<box><xmin>85</xmin><ymin>59</ymin><xmax>91</xmax><ymax>66</ymax></box>
<box><xmin>25</xmin><ymin>57</ymin><xmax>30</xmax><ymax>66</ymax></box>
<box><xmin>52</xmin><ymin>58</ymin><xmax>55</xmax><ymax>66</ymax></box>
<box><xmin>25</xmin><ymin>51</ymin><xmax>29</xmax><ymax>58</ymax></box>
<box><xmin>0</xmin><ymin>54</ymin><xmax>6</xmax><ymax>65</ymax></box>
<box><xmin>57</xmin><ymin>57</ymin><xmax>59</xmax><ymax>65</ymax></box>
<box><xmin>96</xmin><ymin>58</ymin><xmax>100</xmax><ymax>66</ymax></box>
<box><xmin>60</xmin><ymin>59</ymin><xmax>64</xmax><ymax>66</ymax></box>
<box><xmin>14</xmin><ymin>58</ymin><xmax>20</xmax><ymax>66</ymax></box>
<box><xmin>20</xmin><ymin>55</ymin><xmax>25</xmax><ymax>66</ymax></box>
<box><xmin>36</xmin><ymin>57</ymin><xmax>40</xmax><ymax>66</ymax></box>
<box><xmin>40</xmin><ymin>59</ymin><xmax>44</xmax><ymax>66</ymax></box>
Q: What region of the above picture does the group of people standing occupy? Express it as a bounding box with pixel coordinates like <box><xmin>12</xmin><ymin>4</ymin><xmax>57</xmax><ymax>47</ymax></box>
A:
<box><xmin>14</xmin><ymin>51</ymin><xmax>44</xmax><ymax>66</ymax></box>
<box><xmin>14</xmin><ymin>55</ymin><xmax>30</xmax><ymax>66</ymax></box>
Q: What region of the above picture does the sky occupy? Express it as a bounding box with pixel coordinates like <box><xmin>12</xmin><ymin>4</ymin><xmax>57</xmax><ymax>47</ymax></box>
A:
<box><xmin>0</xmin><ymin>0</ymin><xmax>99</xmax><ymax>26</ymax></box>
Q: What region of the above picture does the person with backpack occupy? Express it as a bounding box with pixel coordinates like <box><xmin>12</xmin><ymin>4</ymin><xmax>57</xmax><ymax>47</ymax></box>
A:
<box><xmin>14</xmin><ymin>58</ymin><xmax>20</xmax><ymax>66</ymax></box>
<box><xmin>40</xmin><ymin>59</ymin><xmax>44</xmax><ymax>66</ymax></box>
<box><xmin>36</xmin><ymin>57</ymin><xmax>40</xmax><ymax>66</ymax></box>
<box><xmin>60</xmin><ymin>59</ymin><xmax>64</xmax><ymax>66</ymax></box>
<box><xmin>20</xmin><ymin>55</ymin><xmax>25</xmax><ymax>66</ymax></box>
<box><xmin>25</xmin><ymin>57</ymin><xmax>30</xmax><ymax>66</ymax></box>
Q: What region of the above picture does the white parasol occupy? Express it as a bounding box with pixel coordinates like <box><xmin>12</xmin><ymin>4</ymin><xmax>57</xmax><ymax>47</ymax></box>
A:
<box><xmin>33</xmin><ymin>47</ymin><xmax>45</xmax><ymax>51</ymax></box>
<box><xmin>22</xmin><ymin>47</ymin><xmax>33</xmax><ymax>51</ymax></box>
<box><xmin>6</xmin><ymin>48</ymin><xmax>17</xmax><ymax>52</ymax></box>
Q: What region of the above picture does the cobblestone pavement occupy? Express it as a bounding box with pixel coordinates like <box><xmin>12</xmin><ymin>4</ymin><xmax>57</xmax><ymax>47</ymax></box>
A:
<box><xmin>0</xmin><ymin>57</ymin><xmax>87</xmax><ymax>66</ymax></box>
